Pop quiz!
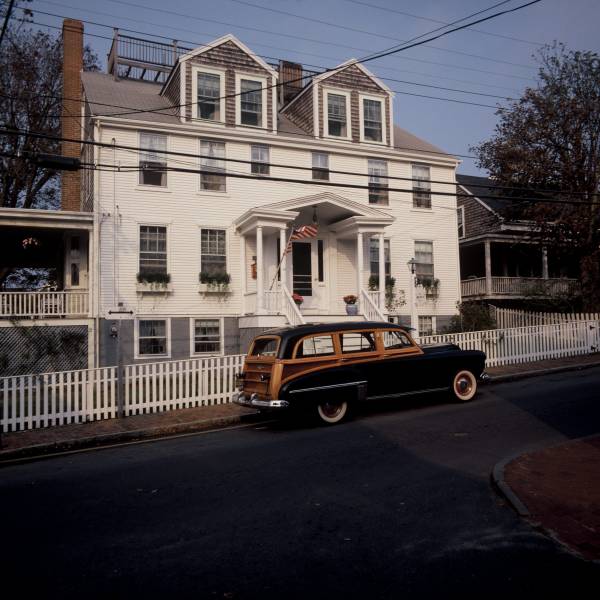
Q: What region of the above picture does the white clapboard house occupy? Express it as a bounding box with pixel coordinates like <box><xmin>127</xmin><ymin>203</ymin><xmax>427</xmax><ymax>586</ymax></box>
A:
<box><xmin>1</xmin><ymin>20</ymin><xmax>462</xmax><ymax>368</ymax></box>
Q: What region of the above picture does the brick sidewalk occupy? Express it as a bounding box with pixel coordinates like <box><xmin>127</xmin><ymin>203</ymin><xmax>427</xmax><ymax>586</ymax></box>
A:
<box><xmin>1</xmin><ymin>353</ymin><xmax>599</xmax><ymax>461</ymax></box>
<box><xmin>504</xmin><ymin>436</ymin><xmax>600</xmax><ymax>561</ymax></box>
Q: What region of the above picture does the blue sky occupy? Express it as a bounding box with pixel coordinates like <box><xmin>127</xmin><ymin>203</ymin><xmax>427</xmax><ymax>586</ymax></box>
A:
<box><xmin>25</xmin><ymin>0</ymin><xmax>600</xmax><ymax>173</ymax></box>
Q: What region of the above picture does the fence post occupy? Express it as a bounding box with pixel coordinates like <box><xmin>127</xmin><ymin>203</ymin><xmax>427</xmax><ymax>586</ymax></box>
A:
<box><xmin>116</xmin><ymin>320</ymin><xmax>125</xmax><ymax>418</ymax></box>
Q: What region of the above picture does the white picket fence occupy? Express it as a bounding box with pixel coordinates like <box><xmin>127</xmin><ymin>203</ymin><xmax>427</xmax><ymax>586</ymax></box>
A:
<box><xmin>1</xmin><ymin>354</ymin><xmax>245</xmax><ymax>433</ymax></box>
<box><xmin>1</xmin><ymin>321</ymin><xmax>598</xmax><ymax>433</ymax></box>
<box><xmin>490</xmin><ymin>306</ymin><xmax>600</xmax><ymax>329</ymax></box>
<box><xmin>420</xmin><ymin>319</ymin><xmax>599</xmax><ymax>367</ymax></box>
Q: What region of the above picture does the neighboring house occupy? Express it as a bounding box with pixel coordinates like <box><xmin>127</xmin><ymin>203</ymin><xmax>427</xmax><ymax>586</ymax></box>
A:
<box><xmin>0</xmin><ymin>19</ymin><xmax>463</xmax><ymax>372</ymax></box>
<box><xmin>456</xmin><ymin>174</ymin><xmax>579</xmax><ymax>306</ymax></box>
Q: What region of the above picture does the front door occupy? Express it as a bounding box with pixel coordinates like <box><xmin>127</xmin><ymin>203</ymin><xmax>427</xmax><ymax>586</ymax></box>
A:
<box><xmin>292</xmin><ymin>240</ymin><xmax>326</xmax><ymax>310</ymax></box>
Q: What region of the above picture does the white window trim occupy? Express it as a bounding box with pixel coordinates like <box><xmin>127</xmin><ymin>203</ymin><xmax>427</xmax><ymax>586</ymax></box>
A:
<box><xmin>189</xmin><ymin>316</ymin><xmax>225</xmax><ymax>357</ymax></box>
<box><xmin>323</xmin><ymin>87</ymin><xmax>352</xmax><ymax>141</ymax></box>
<box><xmin>138</xmin><ymin>221</ymin><xmax>170</xmax><ymax>277</ymax></box>
<box><xmin>134</xmin><ymin>317</ymin><xmax>171</xmax><ymax>360</ymax></box>
<box><xmin>311</xmin><ymin>151</ymin><xmax>330</xmax><ymax>180</ymax></box>
<box><xmin>359</xmin><ymin>93</ymin><xmax>387</xmax><ymax>145</ymax></box>
<box><xmin>418</xmin><ymin>315</ymin><xmax>436</xmax><ymax>337</ymax></box>
<box><xmin>411</xmin><ymin>162</ymin><xmax>432</xmax><ymax>210</ymax></box>
<box><xmin>235</xmin><ymin>72</ymin><xmax>268</xmax><ymax>129</ymax></box>
<box><xmin>191</xmin><ymin>65</ymin><xmax>226</xmax><ymax>124</ymax></box>
<box><xmin>198</xmin><ymin>138</ymin><xmax>227</xmax><ymax>194</ymax></box>
<box><xmin>199</xmin><ymin>226</ymin><xmax>228</xmax><ymax>277</ymax></box>
<box><xmin>137</xmin><ymin>131</ymin><xmax>170</xmax><ymax>190</ymax></box>
<box><xmin>457</xmin><ymin>205</ymin><xmax>466</xmax><ymax>239</ymax></box>
<box><xmin>250</xmin><ymin>144</ymin><xmax>270</xmax><ymax>175</ymax></box>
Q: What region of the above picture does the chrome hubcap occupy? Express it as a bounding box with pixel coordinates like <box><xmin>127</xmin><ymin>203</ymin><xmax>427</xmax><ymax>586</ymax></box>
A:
<box><xmin>321</xmin><ymin>402</ymin><xmax>343</xmax><ymax>418</ymax></box>
<box><xmin>456</xmin><ymin>376</ymin><xmax>472</xmax><ymax>395</ymax></box>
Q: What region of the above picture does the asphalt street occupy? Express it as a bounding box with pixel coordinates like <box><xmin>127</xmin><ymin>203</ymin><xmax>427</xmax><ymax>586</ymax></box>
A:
<box><xmin>2</xmin><ymin>368</ymin><xmax>599</xmax><ymax>599</ymax></box>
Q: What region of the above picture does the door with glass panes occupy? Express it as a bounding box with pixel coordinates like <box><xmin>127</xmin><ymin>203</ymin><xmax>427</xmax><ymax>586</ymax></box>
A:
<box><xmin>292</xmin><ymin>239</ymin><xmax>326</xmax><ymax>310</ymax></box>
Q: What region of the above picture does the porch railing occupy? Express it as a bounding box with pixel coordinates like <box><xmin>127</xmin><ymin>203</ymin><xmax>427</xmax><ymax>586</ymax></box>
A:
<box><xmin>281</xmin><ymin>284</ymin><xmax>306</xmax><ymax>326</ymax></box>
<box><xmin>264</xmin><ymin>290</ymin><xmax>282</xmax><ymax>314</ymax></box>
<box><xmin>461</xmin><ymin>277</ymin><xmax>579</xmax><ymax>298</ymax></box>
<box><xmin>360</xmin><ymin>289</ymin><xmax>386</xmax><ymax>322</ymax></box>
<box><xmin>0</xmin><ymin>290</ymin><xmax>89</xmax><ymax>318</ymax></box>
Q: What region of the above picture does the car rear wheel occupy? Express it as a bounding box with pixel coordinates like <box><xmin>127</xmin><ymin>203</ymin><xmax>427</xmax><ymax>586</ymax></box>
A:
<box><xmin>317</xmin><ymin>399</ymin><xmax>348</xmax><ymax>424</ymax></box>
<box><xmin>451</xmin><ymin>370</ymin><xmax>477</xmax><ymax>402</ymax></box>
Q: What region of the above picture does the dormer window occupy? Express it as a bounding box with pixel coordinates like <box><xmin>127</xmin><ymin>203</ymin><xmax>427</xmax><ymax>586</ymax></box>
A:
<box><xmin>325</xmin><ymin>91</ymin><xmax>350</xmax><ymax>139</ymax></box>
<box><xmin>198</xmin><ymin>73</ymin><xmax>221</xmax><ymax>120</ymax></box>
<box><xmin>360</xmin><ymin>95</ymin><xmax>386</xmax><ymax>144</ymax></box>
<box><xmin>192</xmin><ymin>66</ymin><xmax>225</xmax><ymax>123</ymax></box>
<box><xmin>236</xmin><ymin>75</ymin><xmax>267</xmax><ymax>128</ymax></box>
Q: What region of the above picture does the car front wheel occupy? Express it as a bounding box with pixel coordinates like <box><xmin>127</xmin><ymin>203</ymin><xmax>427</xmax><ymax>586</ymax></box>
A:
<box><xmin>451</xmin><ymin>370</ymin><xmax>477</xmax><ymax>402</ymax></box>
<box><xmin>317</xmin><ymin>399</ymin><xmax>348</xmax><ymax>424</ymax></box>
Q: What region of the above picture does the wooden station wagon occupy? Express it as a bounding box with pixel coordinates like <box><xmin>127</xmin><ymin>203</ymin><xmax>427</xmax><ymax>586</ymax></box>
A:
<box><xmin>233</xmin><ymin>322</ymin><xmax>487</xmax><ymax>424</ymax></box>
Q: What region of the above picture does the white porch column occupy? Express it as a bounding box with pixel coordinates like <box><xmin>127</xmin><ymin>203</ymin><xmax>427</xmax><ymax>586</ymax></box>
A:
<box><xmin>279</xmin><ymin>227</ymin><xmax>287</xmax><ymax>289</ymax></box>
<box><xmin>356</xmin><ymin>231</ymin><xmax>364</xmax><ymax>297</ymax></box>
<box><xmin>378</xmin><ymin>232</ymin><xmax>385</xmax><ymax>310</ymax></box>
<box><xmin>240</xmin><ymin>234</ymin><xmax>247</xmax><ymax>313</ymax></box>
<box><xmin>256</xmin><ymin>226</ymin><xmax>264</xmax><ymax>313</ymax></box>
<box><xmin>484</xmin><ymin>240</ymin><xmax>492</xmax><ymax>296</ymax></box>
<box><xmin>542</xmin><ymin>246</ymin><xmax>549</xmax><ymax>279</ymax></box>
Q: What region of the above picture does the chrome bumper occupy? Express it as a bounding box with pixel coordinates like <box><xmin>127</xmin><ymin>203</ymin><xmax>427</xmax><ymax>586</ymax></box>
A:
<box><xmin>232</xmin><ymin>391</ymin><xmax>289</xmax><ymax>409</ymax></box>
<box><xmin>480</xmin><ymin>372</ymin><xmax>490</xmax><ymax>382</ymax></box>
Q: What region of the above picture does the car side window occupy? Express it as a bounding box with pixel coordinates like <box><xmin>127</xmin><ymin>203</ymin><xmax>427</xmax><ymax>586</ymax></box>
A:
<box><xmin>340</xmin><ymin>331</ymin><xmax>376</xmax><ymax>354</ymax></box>
<box><xmin>382</xmin><ymin>330</ymin><xmax>413</xmax><ymax>350</ymax></box>
<box><xmin>250</xmin><ymin>337</ymin><xmax>279</xmax><ymax>357</ymax></box>
<box><xmin>296</xmin><ymin>335</ymin><xmax>335</xmax><ymax>358</ymax></box>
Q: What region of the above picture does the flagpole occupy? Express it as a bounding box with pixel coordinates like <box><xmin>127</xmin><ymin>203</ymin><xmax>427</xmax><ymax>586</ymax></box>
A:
<box><xmin>269</xmin><ymin>225</ymin><xmax>296</xmax><ymax>291</ymax></box>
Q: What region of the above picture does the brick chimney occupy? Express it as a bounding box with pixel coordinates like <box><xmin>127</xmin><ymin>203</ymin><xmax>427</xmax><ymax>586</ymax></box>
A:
<box><xmin>61</xmin><ymin>18</ymin><xmax>83</xmax><ymax>211</ymax></box>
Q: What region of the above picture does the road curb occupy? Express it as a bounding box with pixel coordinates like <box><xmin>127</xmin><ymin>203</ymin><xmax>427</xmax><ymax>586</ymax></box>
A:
<box><xmin>491</xmin><ymin>453</ymin><xmax>531</xmax><ymax>517</ymax></box>
<box><xmin>0</xmin><ymin>410</ymin><xmax>262</xmax><ymax>464</ymax></box>
<box><xmin>485</xmin><ymin>359</ymin><xmax>600</xmax><ymax>385</ymax></box>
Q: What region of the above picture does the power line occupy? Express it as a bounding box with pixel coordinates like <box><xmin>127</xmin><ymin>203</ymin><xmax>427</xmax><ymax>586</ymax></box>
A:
<box><xmin>225</xmin><ymin>0</ymin><xmax>536</xmax><ymax>69</ymax></box>
<box><xmin>0</xmin><ymin>0</ymin><xmax>16</xmax><ymax>47</ymax></box>
<box><xmin>47</xmin><ymin>1</ymin><xmax>540</xmax><ymax>122</ymax></box>
<box><xmin>103</xmin><ymin>0</ymin><xmax>537</xmax><ymax>71</ymax></box>
<box><xmin>18</xmin><ymin>9</ymin><xmax>535</xmax><ymax>85</ymax></box>
<box><xmin>343</xmin><ymin>0</ymin><xmax>543</xmax><ymax>46</ymax></box>
<box><xmin>2</xmin><ymin>127</ymin><xmax>595</xmax><ymax>204</ymax></box>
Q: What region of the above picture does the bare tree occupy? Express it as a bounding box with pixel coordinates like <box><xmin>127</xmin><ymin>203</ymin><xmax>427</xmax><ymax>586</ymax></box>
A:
<box><xmin>472</xmin><ymin>44</ymin><xmax>600</xmax><ymax>310</ymax></box>
<box><xmin>0</xmin><ymin>11</ymin><xmax>98</xmax><ymax>210</ymax></box>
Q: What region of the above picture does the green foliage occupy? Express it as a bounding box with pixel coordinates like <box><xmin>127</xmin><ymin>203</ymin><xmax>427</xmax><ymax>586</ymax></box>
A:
<box><xmin>137</xmin><ymin>272</ymin><xmax>171</xmax><ymax>284</ymax></box>
<box><xmin>199</xmin><ymin>271</ymin><xmax>231</xmax><ymax>286</ymax></box>
<box><xmin>445</xmin><ymin>302</ymin><xmax>496</xmax><ymax>333</ymax></box>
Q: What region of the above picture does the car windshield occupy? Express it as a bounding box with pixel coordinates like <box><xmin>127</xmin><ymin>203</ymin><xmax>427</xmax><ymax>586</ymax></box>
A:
<box><xmin>250</xmin><ymin>337</ymin><xmax>279</xmax><ymax>357</ymax></box>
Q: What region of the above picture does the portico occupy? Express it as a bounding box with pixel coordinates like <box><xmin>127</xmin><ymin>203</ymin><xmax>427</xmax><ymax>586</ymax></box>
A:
<box><xmin>234</xmin><ymin>192</ymin><xmax>394</xmax><ymax>324</ymax></box>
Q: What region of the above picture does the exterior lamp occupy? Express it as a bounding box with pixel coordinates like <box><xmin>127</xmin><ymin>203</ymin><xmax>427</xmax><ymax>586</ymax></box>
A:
<box><xmin>407</xmin><ymin>257</ymin><xmax>417</xmax><ymax>275</ymax></box>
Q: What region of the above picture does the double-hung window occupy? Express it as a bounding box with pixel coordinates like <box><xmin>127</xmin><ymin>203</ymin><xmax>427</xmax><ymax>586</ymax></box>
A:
<box><xmin>327</xmin><ymin>93</ymin><xmax>347</xmax><ymax>137</ymax></box>
<box><xmin>412</xmin><ymin>164</ymin><xmax>431</xmax><ymax>209</ymax></box>
<box><xmin>369</xmin><ymin>238</ymin><xmax>391</xmax><ymax>278</ymax></box>
<box><xmin>200</xmin><ymin>229</ymin><xmax>226</xmax><ymax>277</ymax></box>
<box><xmin>414</xmin><ymin>240</ymin><xmax>434</xmax><ymax>286</ymax></box>
<box><xmin>139</xmin><ymin>225</ymin><xmax>167</xmax><ymax>276</ymax></box>
<box><xmin>363</xmin><ymin>98</ymin><xmax>383</xmax><ymax>142</ymax></box>
<box><xmin>240</xmin><ymin>78</ymin><xmax>263</xmax><ymax>127</ymax></box>
<box><xmin>312</xmin><ymin>152</ymin><xmax>329</xmax><ymax>180</ymax></box>
<box><xmin>139</xmin><ymin>132</ymin><xmax>167</xmax><ymax>187</ymax></box>
<box><xmin>197</xmin><ymin>72</ymin><xmax>221</xmax><ymax>121</ymax></box>
<box><xmin>418</xmin><ymin>316</ymin><xmax>434</xmax><ymax>337</ymax></box>
<box><xmin>251</xmin><ymin>145</ymin><xmax>269</xmax><ymax>175</ymax></box>
<box><xmin>200</xmin><ymin>140</ymin><xmax>226</xmax><ymax>192</ymax></box>
<box><xmin>192</xmin><ymin>318</ymin><xmax>221</xmax><ymax>354</ymax></box>
<box><xmin>138</xmin><ymin>319</ymin><xmax>168</xmax><ymax>357</ymax></box>
<box><xmin>368</xmin><ymin>159</ymin><xmax>388</xmax><ymax>205</ymax></box>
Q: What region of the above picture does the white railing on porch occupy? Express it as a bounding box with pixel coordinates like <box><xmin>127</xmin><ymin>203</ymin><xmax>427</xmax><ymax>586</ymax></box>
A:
<box><xmin>281</xmin><ymin>284</ymin><xmax>306</xmax><ymax>326</ymax></box>
<box><xmin>461</xmin><ymin>278</ymin><xmax>486</xmax><ymax>297</ymax></box>
<box><xmin>0</xmin><ymin>290</ymin><xmax>89</xmax><ymax>318</ymax></box>
<box><xmin>367</xmin><ymin>290</ymin><xmax>381</xmax><ymax>309</ymax></box>
<box><xmin>461</xmin><ymin>277</ymin><xmax>579</xmax><ymax>298</ymax></box>
<box><xmin>2</xmin><ymin>320</ymin><xmax>598</xmax><ymax>433</ymax></box>
<box><xmin>264</xmin><ymin>290</ymin><xmax>282</xmax><ymax>314</ymax></box>
<box><xmin>360</xmin><ymin>289</ymin><xmax>386</xmax><ymax>322</ymax></box>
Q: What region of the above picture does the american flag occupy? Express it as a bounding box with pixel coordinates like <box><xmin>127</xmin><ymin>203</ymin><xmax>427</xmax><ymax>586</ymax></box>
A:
<box><xmin>284</xmin><ymin>223</ymin><xmax>319</xmax><ymax>254</ymax></box>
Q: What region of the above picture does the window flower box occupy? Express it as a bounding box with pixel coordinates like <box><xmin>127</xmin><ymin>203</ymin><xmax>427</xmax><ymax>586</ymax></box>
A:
<box><xmin>198</xmin><ymin>272</ymin><xmax>232</xmax><ymax>294</ymax></box>
<box><xmin>136</xmin><ymin>272</ymin><xmax>172</xmax><ymax>294</ymax></box>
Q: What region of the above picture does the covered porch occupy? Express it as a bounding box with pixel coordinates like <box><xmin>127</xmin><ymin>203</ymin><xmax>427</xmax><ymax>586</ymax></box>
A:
<box><xmin>234</xmin><ymin>192</ymin><xmax>394</xmax><ymax>325</ymax></box>
<box><xmin>460</xmin><ymin>236</ymin><xmax>580</xmax><ymax>300</ymax></box>
<box><xmin>0</xmin><ymin>208</ymin><xmax>93</xmax><ymax>319</ymax></box>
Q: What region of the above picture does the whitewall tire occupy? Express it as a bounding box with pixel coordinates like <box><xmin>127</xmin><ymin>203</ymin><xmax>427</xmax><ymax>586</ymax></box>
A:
<box><xmin>317</xmin><ymin>400</ymin><xmax>348</xmax><ymax>424</ymax></box>
<box><xmin>451</xmin><ymin>370</ymin><xmax>477</xmax><ymax>402</ymax></box>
